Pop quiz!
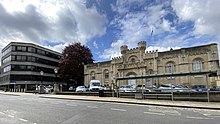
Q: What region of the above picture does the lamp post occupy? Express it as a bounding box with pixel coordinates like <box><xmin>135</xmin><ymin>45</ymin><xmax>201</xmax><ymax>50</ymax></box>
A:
<box><xmin>39</xmin><ymin>71</ymin><xmax>44</xmax><ymax>94</ymax></box>
<box><xmin>54</xmin><ymin>68</ymin><xmax>59</xmax><ymax>94</ymax></box>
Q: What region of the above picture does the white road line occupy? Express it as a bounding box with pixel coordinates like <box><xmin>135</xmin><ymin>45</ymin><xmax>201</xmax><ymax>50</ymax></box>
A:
<box><xmin>186</xmin><ymin>116</ymin><xmax>213</xmax><ymax>120</ymax></box>
<box><xmin>203</xmin><ymin>114</ymin><xmax>220</xmax><ymax>118</ymax></box>
<box><xmin>87</xmin><ymin>106</ymin><xmax>98</xmax><ymax>108</ymax></box>
<box><xmin>0</xmin><ymin>112</ymin><xmax>5</xmax><ymax>115</ymax></box>
<box><xmin>19</xmin><ymin>118</ymin><xmax>28</xmax><ymax>122</ymax></box>
<box><xmin>111</xmin><ymin>108</ymin><xmax>127</xmax><ymax>112</ymax></box>
<box><xmin>8</xmin><ymin>115</ymin><xmax>14</xmax><ymax>118</ymax></box>
<box><xmin>144</xmin><ymin>111</ymin><xmax>165</xmax><ymax>116</ymax></box>
<box><xmin>66</xmin><ymin>104</ymin><xmax>77</xmax><ymax>106</ymax></box>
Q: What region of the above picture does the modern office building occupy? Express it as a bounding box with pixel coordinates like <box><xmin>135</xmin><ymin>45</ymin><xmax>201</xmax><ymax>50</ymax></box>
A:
<box><xmin>84</xmin><ymin>41</ymin><xmax>220</xmax><ymax>88</ymax></box>
<box><xmin>0</xmin><ymin>42</ymin><xmax>62</xmax><ymax>92</ymax></box>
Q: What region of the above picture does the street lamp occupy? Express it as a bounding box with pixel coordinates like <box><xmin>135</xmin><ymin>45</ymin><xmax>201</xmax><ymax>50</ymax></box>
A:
<box><xmin>53</xmin><ymin>68</ymin><xmax>58</xmax><ymax>93</ymax></box>
<box><xmin>39</xmin><ymin>70</ymin><xmax>44</xmax><ymax>94</ymax></box>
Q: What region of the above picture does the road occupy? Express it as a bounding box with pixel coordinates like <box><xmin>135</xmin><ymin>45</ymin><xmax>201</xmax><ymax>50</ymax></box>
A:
<box><xmin>0</xmin><ymin>94</ymin><xmax>220</xmax><ymax>124</ymax></box>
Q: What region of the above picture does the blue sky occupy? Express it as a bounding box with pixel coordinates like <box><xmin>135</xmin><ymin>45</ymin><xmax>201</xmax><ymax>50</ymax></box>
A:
<box><xmin>0</xmin><ymin>0</ymin><xmax>219</xmax><ymax>63</ymax></box>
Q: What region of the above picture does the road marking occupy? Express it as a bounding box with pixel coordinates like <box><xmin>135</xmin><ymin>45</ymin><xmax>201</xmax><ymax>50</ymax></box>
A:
<box><xmin>8</xmin><ymin>115</ymin><xmax>14</xmax><ymax>118</ymax></box>
<box><xmin>111</xmin><ymin>108</ymin><xmax>127</xmax><ymax>112</ymax></box>
<box><xmin>66</xmin><ymin>104</ymin><xmax>77</xmax><ymax>106</ymax></box>
<box><xmin>0</xmin><ymin>112</ymin><xmax>5</xmax><ymax>115</ymax></box>
<box><xmin>19</xmin><ymin>118</ymin><xmax>28</xmax><ymax>122</ymax></box>
<box><xmin>144</xmin><ymin>111</ymin><xmax>165</xmax><ymax>116</ymax></box>
<box><xmin>87</xmin><ymin>106</ymin><xmax>98</xmax><ymax>108</ymax></box>
<box><xmin>203</xmin><ymin>114</ymin><xmax>220</xmax><ymax>118</ymax></box>
<box><xmin>186</xmin><ymin>116</ymin><xmax>213</xmax><ymax>120</ymax></box>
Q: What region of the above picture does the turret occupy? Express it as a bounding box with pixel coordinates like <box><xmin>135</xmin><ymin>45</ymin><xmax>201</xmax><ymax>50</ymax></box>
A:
<box><xmin>120</xmin><ymin>45</ymin><xmax>128</xmax><ymax>55</ymax></box>
<box><xmin>138</xmin><ymin>41</ymin><xmax>146</xmax><ymax>51</ymax></box>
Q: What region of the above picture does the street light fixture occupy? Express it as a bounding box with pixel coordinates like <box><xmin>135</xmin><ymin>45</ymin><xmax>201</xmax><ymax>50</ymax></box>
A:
<box><xmin>54</xmin><ymin>68</ymin><xmax>58</xmax><ymax>93</ymax></box>
<box><xmin>39</xmin><ymin>70</ymin><xmax>44</xmax><ymax>94</ymax></box>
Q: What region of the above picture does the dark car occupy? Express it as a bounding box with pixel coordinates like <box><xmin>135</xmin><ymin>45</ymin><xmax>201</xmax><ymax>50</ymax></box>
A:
<box><xmin>210</xmin><ymin>86</ymin><xmax>220</xmax><ymax>91</ymax></box>
<box><xmin>192</xmin><ymin>85</ymin><xmax>207</xmax><ymax>92</ymax></box>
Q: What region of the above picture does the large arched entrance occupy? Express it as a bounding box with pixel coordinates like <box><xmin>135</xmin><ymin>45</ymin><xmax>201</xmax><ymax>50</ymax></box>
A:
<box><xmin>126</xmin><ymin>72</ymin><xmax>137</xmax><ymax>89</ymax></box>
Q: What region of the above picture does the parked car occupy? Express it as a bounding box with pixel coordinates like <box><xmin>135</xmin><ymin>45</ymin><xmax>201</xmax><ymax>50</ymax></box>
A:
<box><xmin>136</xmin><ymin>85</ymin><xmax>157</xmax><ymax>92</ymax></box>
<box><xmin>192</xmin><ymin>85</ymin><xmax>207</xmax><ymax>92</ymax></box>
<box><xmin>76</xmin><ymin>86</ymin><xmax>88</xmax><ymax>92</ymax></box>
<box><xmin>119</xmin><ymin>85</ymin><xmax>136</xmax><ymax>92</ymax></box>
<box><xmin>158</xmin><ymin>84</ymin><xmax>190</xmax><ymax>92</ymax></box>
<box><xmin>210</xmin><ymin>86</ymin><xmax>220</xmax><ymax>91</ymax></box>
<box><xmin>68</xmin><ymin>86</ymin><xmax>76</xmax><ymax>92</ymax></box>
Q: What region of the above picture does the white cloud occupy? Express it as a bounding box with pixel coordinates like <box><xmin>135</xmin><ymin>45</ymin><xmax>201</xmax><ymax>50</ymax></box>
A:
<box><xmin>0</xmin><ymin>0</ymin><xmax>107</xmax><ymax>55</ymax></box>
<box><xmin>172</xmin><ymin>0</ymin><xmax>220</xmax><ymax>39</ymax></box>
<box><xmin>93</xmin><ymin>41</ymin><xmax>98</xmax><ymax>49</ymax></box>
<box><xmin>100</xmin><ymin>1</ymin><xmax>176</xmax><ymax>60</ymax></box>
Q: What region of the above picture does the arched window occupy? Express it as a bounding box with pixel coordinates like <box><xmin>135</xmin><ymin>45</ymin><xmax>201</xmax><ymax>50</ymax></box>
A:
<box><xmin>91</xmin><ymin>71</ymin><xmax>96</xmax><ymax>80</ymax></box>
<box><xmin>131</xmin><ymin>58</ymin><xmax>136</xmax><ymax>64</ymax></box>
<box><xmin>104</xmin><ymin>70</ymin><xmax>109</xmax><ymax>80</ymax></box>
<box><xmin>147</xmin><ymin>69</ymin><xmax>154</xmax><ymax>75</ymax></box>
<box><xmin>166</xmin><ymin>62</ymin><xmax>175</xmax><ymax>73</ymax></box>
<box><xmin>192</xmin><ymin>59</ymin><xmax>203</xmax><ymax>72</ymax></box>
<box><xmin>128</xmin><ymin>55</ymin><xmax>138</xmax><ymax>64</ymax></box>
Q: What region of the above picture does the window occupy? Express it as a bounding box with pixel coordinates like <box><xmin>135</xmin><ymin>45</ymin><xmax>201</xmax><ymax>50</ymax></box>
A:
<box><xmin>193</xmin><ymin>59</ymin><xmax>203</xmax><ymax>72</ymax></box>
<box><xmin>17</xmin><ymin>46</ymin><xmax>22</xmax><ymax>51</ymax></box>
<box><xmin>19</xmin><ymin>65</ymin><xmax>26</xmax><ymax>70</ymax></box>
<box><xmin>91</xmin><ymin>71</ymin><xmax>96</xmax><ymax>80</ymax></box>
<box><xmin>12</xmin><ymin>46</ymin><xmax>16</xmax><ymax>51</ymax></box>
<box><xmin>166</xmin><ymin>62</ymin><xmax>175</xmax><ymax>73</ymax></box>
<box><xmin>104</xmin><ymin>70</ymin><xmax>109</xmax><ymax>80</ymax></box>
<box><xmin>131</xmin><ymin>58</ymin><xmax>136</xmax><ymax>64</ymax></box>
<box><xmin>28</xmin><ymin>47</ymin><xmax>32</xmax><ymax>52</ymax></box>
<box><xmin>148</xmin><ymin>69</ymin><xmax>154</xmax><ymax>75</ymax></box>
<box><xmin>17</xmin><ymin>55</ymin><xmax>22</xmax><ymax>61</ymax></box>
<box><xmin>2</xmin><ymin>46</ymin><xmax>11</xmax><ymax>56</ymax></box>
<box><xmin>27</xmin><ymin>56</ymin><xmax>32</xmax><ymax>61</ymax></box>
<box><xmin>11</xmin><ymin>55</ymin><xmax>16</xmax><ymax>61</ymax></box>
<box><xmin>3</xmin><ymin>65</ymin><xmax>11</xmax><ymax>73</ymax></box>
<box><xmin>2</xmin><ymin>56</ymin><xmax>11</xmax><ymax>64</ymax></box>
<box><xmin>21</xmin><ymin>46</ymin><xmax>26</xmax><ymax>51</ymax></box>
<box><xmin>32</xmin><ymin>47</ymin><xmax>36</xmax><ymax>53</ymax></box>
<box><xmin>21</xmin><ymin>56</ymin><xmax>26</xmax><ymax>61</ymax></box>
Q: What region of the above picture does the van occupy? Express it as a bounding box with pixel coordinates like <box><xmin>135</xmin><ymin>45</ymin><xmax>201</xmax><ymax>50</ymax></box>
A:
<box><xmin>89</xmin><ymin>80</ymin><xmax>101</xmax><ymax>91</ymax></box>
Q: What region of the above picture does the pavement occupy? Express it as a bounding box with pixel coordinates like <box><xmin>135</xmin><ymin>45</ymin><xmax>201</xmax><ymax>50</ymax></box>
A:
<box><xmin>1</xmin><ymin>91</ymin><xmax>220</xmax><ymax>110</ymax></box>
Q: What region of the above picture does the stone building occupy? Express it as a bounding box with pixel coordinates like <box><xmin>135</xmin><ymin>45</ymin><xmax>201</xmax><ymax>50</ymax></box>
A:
<box><xmin>84</xmin><ymin>41</ymin><xmax>219</xmax><ymax>88</ymax></box>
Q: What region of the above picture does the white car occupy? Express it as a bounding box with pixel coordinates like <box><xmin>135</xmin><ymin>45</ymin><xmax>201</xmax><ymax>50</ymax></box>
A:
<box><xmin>76</xmin><ymin>86</ymin><xmax>88</xmax><ymax>92</ymax></box>
<box><xmin>119</xmin><ymin>85</ymin><xmax>136</xmax><ymax>92</ymax></box>
<box><xmin>158</xmin><ymin>84</ymin><xmax>190</xmax><ymax>92</ymax></box>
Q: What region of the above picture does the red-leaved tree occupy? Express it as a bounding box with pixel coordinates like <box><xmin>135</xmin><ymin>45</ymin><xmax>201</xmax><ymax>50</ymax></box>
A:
<box><xmin>59</xmin><ymin>43</ymin><xmax>93</xmax><ymax>86</ymax></box>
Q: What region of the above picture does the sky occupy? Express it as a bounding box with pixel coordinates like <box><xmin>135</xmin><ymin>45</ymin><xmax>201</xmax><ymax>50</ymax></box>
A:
<box><xmin>0</xmin><ymin>0</ymin><xmax>219</xmax><ymax>63</ymax></box>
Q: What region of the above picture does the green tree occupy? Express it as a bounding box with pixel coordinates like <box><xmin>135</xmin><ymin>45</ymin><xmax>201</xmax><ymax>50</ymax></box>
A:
<box><xmin>59</xmin><ymin>42</ymin><xmax>93</xmax><ymax>86</ymax></box>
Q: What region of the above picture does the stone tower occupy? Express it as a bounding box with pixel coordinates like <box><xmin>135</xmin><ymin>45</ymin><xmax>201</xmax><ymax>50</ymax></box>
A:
<box><xmin>138</xmin><ymin>41</ymin><xmax>146</xmax><ymax>62</ymax></box>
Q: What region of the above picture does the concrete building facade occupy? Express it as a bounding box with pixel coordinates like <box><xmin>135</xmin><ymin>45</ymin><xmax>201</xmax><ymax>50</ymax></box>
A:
<box><xmin>84</xmin><ymin>41</ymin><xmax>220</xmax><ymax>88</ymax></box>
<box><xmin>0</xmin><ymin>42</ymin><xmax>62</xmax><ymax>92</ymax></box>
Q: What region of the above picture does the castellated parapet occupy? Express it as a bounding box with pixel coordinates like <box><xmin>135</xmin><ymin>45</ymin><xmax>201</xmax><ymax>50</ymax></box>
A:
<box><xmin>120</xmin><ymin>45</ymin><xmax>128</xmax><ymax>55</ymax></box>
<box><xmin>144</xmin><ymin>50</ymin><xmax>158</xmax><ymax>59</ymax></box>
<box><xmin>112</xmin><ymin>56</ymin><xmax>123</xmax><ymax>63</ymax></box>
<box><xmin>138</xmin><ymin>41</ymin><xmax>146</xmax><ymax>51</ymax></box>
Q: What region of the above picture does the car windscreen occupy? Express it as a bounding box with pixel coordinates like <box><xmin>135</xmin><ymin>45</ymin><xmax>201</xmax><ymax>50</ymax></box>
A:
<box><xmin>92</xmin><ymin>82</ymin><xmax>100</xmax><ymax>86</ymax></box>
